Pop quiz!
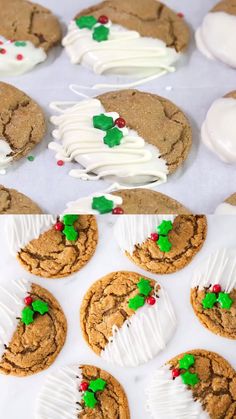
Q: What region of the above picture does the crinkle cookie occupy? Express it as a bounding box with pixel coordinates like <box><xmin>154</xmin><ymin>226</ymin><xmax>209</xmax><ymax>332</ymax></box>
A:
<box><xmin>0</xmin><ymin>184</ymin><xmax>42</xmax><ymax>214</ymax></box>
<box><xmin>215</xmin><ymin>193</ymin><xmax>236</xmax><ymax>214</ymax></box>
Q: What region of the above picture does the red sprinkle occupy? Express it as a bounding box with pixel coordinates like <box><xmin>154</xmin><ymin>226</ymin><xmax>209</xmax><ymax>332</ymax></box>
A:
<box><xmin>16</xmin><ymin>54</ymin><xmax>23</xmax><ymax>60</ymax></box>
<box><xmin>80</xmin><ymin>381</ymin><xmax>89</xmax><ymax>392</ymax></box>
<box><xmin>150</xmin><ymin>233</ymin><xmax>159</xmax><ymax>242</ymax></box>
<box><xmin>147</xmin><ymin>296</ymin><xmax>156</xmax><ymax>306</ymax></box>
<box><xmin>112</xmin><ymin>207</ymin><xmax>124</xmax><ymax>215</ymax></box>
<box><xmin>55</xmin><ymin>221</ymin><xmax>64</xmax><ymax>232</ymax></box>
<box><xmin>24</xmin><ymin>296</ymin><xmax>33</xmax><ymax>306</ymax></box>
<box><xmin>0</xmin><ymin>41</ymin><xmax>3</xmax><ymax>45</ymax></box>
<box><xmin>115</xmin><ymin>117</ymin><xmax>126</xmax><ymax>129</ymax></box>
<box><xmin>172</xmin><ymin>368</ymin><xmax>181</xmax><ymax>379</ymax></box>
<box><xmin>0</xmin><ymin>48</ymin><xmax>6</xmax><ymax>54</ymax></box>
<box><xmin>98</xmin><ymin>15</ymin><xmax>109</xmax><ymax>24</ymax></box>
<box><xmin>212</xmin><ymin>284</ymin><xmax>222</xmax><ymax>293</ymax></box>
<box><xmin>177</xmin><ymin>12</ymin><xmax>184</xmax><ymax>18</ymax></box>
<box><xmin>57</xmin><ymin>160</ymin><xmax>64</xmax><ymax>166</ymax></box>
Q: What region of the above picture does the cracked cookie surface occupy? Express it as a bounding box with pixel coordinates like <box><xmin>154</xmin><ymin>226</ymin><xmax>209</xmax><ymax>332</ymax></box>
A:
<box><xmin>212</xmin><ymin>0</ymin><xmax>236</xmax><ymax>16</ymax></box>
<box><xmin>0</xmin><ymin>283</ymin><xmax>67</xmax><ymax>376</ymax></box>
<box><xmin>0</xmin><ymin>185</ymin><xmax>42</xmax><ymax>214</ymax></box>
<box><xmin>225</xmin><ymin>193</ymin><xmax>236</xmax><ymax>206</ymax></box>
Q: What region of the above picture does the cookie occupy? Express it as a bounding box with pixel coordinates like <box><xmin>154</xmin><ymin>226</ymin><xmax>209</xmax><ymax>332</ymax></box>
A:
<box><xmin>215</xmin><ymin>193</ymin><xmax>236</xmax><ymax>214</ymax></box>
<box><xmin>201</xmin><ymin>91</ymin><xmax>236</xmax><ymax>164</ymax></box>
<box><xmin>36</xmin><ymin>364</ymin><xmax>130</xmax><ymax>418</ymax></box>
<box><xmin>80</xmin><ymin>271</ymin><xmax>176</xmax><ymax>367</ymax></box>
<box><xmin>114</xmin><ymin>215</ymin><xmax>207</xmax><ymax>274</ymax></box>
<box><xmin>0</xmin><ymin>184</ymin><xmax>42</xmax><ymax>214</ymax></box>
<box><xmin>196</xmin><ymin>0</ymin><xmax>236</xmax><ymax>68</ymax></box>
<box><xmin>0</xmin><ymin>82</ymin><xmax>46</xmax><ymax>173</ymax></box>
<box><xmin>49</xmin><ymin>89</ymin><xmax>192</xmax><ymax>188</ymax></box>
<box><xmin>146</xmin><ymin>349</ymin><xmax>236</xmax><ymax>418</ymax></box>
<box><xmin>191</xmin><ymin>249</ymin><xmax>236</xmax><ymax>339</ymax></box>
<box><xmin>0</xmin><ymin>0</ymin><xmax>62</xmax><ymax>76</ymax></box>
<box><xmin>0</xmin><ymin>279</ymin><xmax>67</xmax><ymax>376</ymax></box>
<box><xmin>62</xmin><ymin>0</ymin><xmax>190</xmax><ymax>81</ymax></box>
<box><xmin>8</xmin><ymin>214</ymin><xmax>98</xmax><ymax>279</ymax></box>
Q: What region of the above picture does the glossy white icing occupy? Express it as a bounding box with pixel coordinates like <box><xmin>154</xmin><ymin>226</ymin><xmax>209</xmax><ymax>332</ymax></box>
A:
<box><xmin>215</xmin><ymin>202</ymin><xmax>236</xmax><ymax>215</ymax></box>
<box><xmin>0</xmin><ymin>139</ymin><xmax>13</xmax><ymax>170</ymax></box>
<box><xmin>65</xmin><ymin>192</ymin><xmax>123</xmax><ymax>214</ymax></box>
<box><xmin>101</xmin><ymin>284</ymin><xmax>176</xmax><ymax>367</ymax></box>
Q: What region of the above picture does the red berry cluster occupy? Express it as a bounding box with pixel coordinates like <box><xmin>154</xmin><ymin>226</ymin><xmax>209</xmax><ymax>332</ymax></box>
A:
<box><xmin>112</xmin><ymin>207</ymin><xmax>124</xmax><ymax>215</ymax></box>
<box><xmin>212</xmin><ymin>284</ymin><xmax>221</xmax><ymax>293</ymax></box>
<box><xmin>115</xmin><ymin>117</ymin><xmax>126</xmax><ymax>128</ymax></box>
<box><xmin>172</xmin><ymin>368</ymin><xmax>181</xmax><ymax>379</ymax></box>
<box><xmin>80</xmin><ymin>381</ymin><xmax>89</xmax><ymax>392</ymax></box>
<box><xmin>146</xmin><ymin>296</ymin><xmax>156</xmax><ymax>306</ymax></box>
<box><xmin>98</xmin><ymin>15</ymin><xmax>109</xmax><ymax>25</ymax></box>
<box><xmin>150</xmin><ymin>233</ymin><xmax>159</xmax><ymax>242</ymax></box>
<box><xmin>24</xmin><ymin>296</ymin><xmax>33</xmax><ymax>306</ymax></box>
<box><xmin>55</xmin><ymin>221</ymin><xmax>64</xmax><ymax>231</ymax></box>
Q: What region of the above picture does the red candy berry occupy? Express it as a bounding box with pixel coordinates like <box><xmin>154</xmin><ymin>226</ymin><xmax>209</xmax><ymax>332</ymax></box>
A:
<box><xmin>57</xmin><ymin>160</ymin><xmax>64</xmax><ymax>166</ymax></box>
<box><xmin>55</xmin><ymin>221</ymin><xmax>64</xmax><ymax>231</ymax></box>
<box><xmin>16</xmin><ymin>54</ymin><xmax>23</xmax><ymax>60</ymax></box>
<box><xmin>150</xmin><ymin>233</ymin><xmax>159</xmax><ymax>241</ymax></box>
<box><xmin>0</xmin><ymin>41</ymin><xmax>3</xmax><ymax>45</ymax></box>
<box><xmin>172</xmin><ymin>368</ymin><xmax>181</xmax><ymax>379</ymax></box>
<box><xmin>24</xmin><ymin>296</ymin><xmax>33</xmax><ymax>306</ymax></box>
<box><xmin>98</xmin><ymin>15</ymin><xmax>109</xmax><ymax>24</ymax></box>
<box><xmin>80</xmin><ymin>381</ymin><xmax>89</xmax><ymax>392</ymax></box>
<box><xmin>115</xmin><ymin>117</ymin><xmax>126</xmax><ymax>128</ymax></box>
<box><xmin>0</xmin><ymin>48</ymin><xmax>6</xmax><ymax>54</ymax></box>
<box><xmin>112</xmin><ymin>207</ymin><xmax>124</xmax><ymax>215</ymax></box>
<box><xmin>212</xmin><ymin>284</ymin><xmax>221</xmax><ymax>293</ymax></box>
<box><xmin>177</xmin><ymin>12</ymin><xmax>184</xmax><ymax>18</ymax></box>
<box><xmin>147</xmin><ymin>296</ymin><xmax>156</xmax><ymax>306</ymax></box>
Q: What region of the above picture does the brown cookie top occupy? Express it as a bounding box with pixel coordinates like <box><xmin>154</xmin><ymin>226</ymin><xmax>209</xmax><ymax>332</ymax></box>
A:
<box><xmin>224</xmin><ymin>90</ymin><xmax>236</xmax><ymax>100</ymax></box>
<box><xmin>98</xmin><ymin>89</ymin><xmax>192</xmax><ymax>174</ymax></box>
<box><xmin>0</xmin><ymin>185</ymin><xmax>42</xmax><ymax>214</ymax></box>
<box><xmin>0</xmin><ymin>283</ymin><xmax>67</xmax><ymax>376</ymax></box>
<box><xmin>0</xmin><ymin>0</ymin><xmax>62</xmax><ymax>51</ymax></box>
<box><xmin>168</xmin><ymin>350</ymin><xmax>236</xmax><ymax>418</ymax></box>
<box><xmin>0</xmin><ymin>82</ymin><xmax>46</xmax><ymax>162</ymax></box>
<box><xmin>212</xmin><ymin>0</ymin><xmax>236</xmax><ymax>16</ymax></box>
<box><xmin>76</xmin><ymin>0</ymin><xmax>190</xmax><ymax>52</ymax></box>
<box><xmin>225</xmin><ymin>193</ymin><xmax>236</xmax><ymax>206</ymax></box>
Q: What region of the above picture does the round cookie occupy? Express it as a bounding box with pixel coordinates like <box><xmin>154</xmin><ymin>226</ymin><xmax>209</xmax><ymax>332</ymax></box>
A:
<box><xmin>191</xmin><ymin>249</ymin><xmax>236</xmax><ymax>339</ymax></box>
<box><xmin>196</xmin><ymin>0</ymin><xmax>236</xmax><ymax>68</ymax></box>
<box><xmin>36</xmin><ymin>364</ymin><xmax>130</xmax><ymax>418</ymax></box>
<box><xmin>80</xmin><ymin>271</ymin><xmax>176</xmax><ymax>367</ymax></box>
<box><xmin>49</xmin><ymin>89</ymin><xmax>192</xmax><ymax>188</ymax></box>
<box><xmin>63</xmin><ymin>0</ymin><xmax>190</xmax><ymax>80</ymax></box>
<box><xmin>114</xmin><ymin>215</ymin><xmax>207</xmax><ymax>274</ymax></box>
<box><xmin>8</xmin><ymin>214</ymin><xmax>98</xmax><ymax>279</ymax></box>
<box><xmin>146</xmin><ymin>349</ymin><xmax>236</xmax><ymax>418</ymax></box>
<box><xmin>0</xmin><ymin>82</ymin><xmax>46</xmax><ymax>172</ymax></box>
<box><xmin>215</xmin><ymin>193</ymin><xmax>236</xmax><ymax>214</ymax></box>
<box><xmin>0</xmin><ymin>184</ymin><xmax>42</xmax><ymax>214</ymax></box>
<box><xmin>0</xmin><ymin>0</ymin><xmax>62</xmax><ymax>76</ymax></box>
<box><xmin>201</xmin><ymin>91</ymin><xmax>236</xmax><ymax>163</ymax></box>
<box><xmin>0</xmin><ymin>279</ymin><xmax>67</xmax><ymax>376</ymax></box>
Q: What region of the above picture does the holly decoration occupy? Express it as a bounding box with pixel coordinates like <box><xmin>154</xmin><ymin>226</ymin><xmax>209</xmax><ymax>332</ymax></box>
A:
<box><xmin>128</xmin><ymin>278</ymin><xmax>156</xmax><ymax>311</ymax></box>
<box><xmin>104</xmin><ymin>127</ymin><xmax>123</xmax><ymax>148</ymax></box>
<box><xmin>92</xmin><ymin>196</ymin><xmax>114</xmax><ymax>214</ymax></box>
<box><xmin>54</xmin><ymin>215</ymin><xmax>79</xmax><ymax>241</ymax></box>
<box><xmin>93</xmin><ymin>113</ymin><xmax>125</xmax><ymax>148</ymax></box>
<box><xmin>150</xmin><ymin>220</ymin><xmax>173</xmax><ymax>252</ymax></box>
<box><xmin>93</xmin><ymin>25</ymin><xmax>109</xmax><ymax>42</ymax></box>
<box><xmin>21</xmin><ymin>298</ymin><xmax>49</xmax><ymax>325</ymax></box>
<box><xmin>22</xmin><ymin>307</ymin><xmax>34</xmax><ymax>326</ymax></box>
<box><xmin>172</xmin><ymin>354</ymin><xmax>200</xmax><ymax>387</ymax></box>
<box><xmin>75</xmin><ymin>15</ymin><xmax>110</xmax><ymax>42</ymax></box>
<box><xmin>32</xmin><ymin>300</ymin><xmax>49</xmax><ymax>315</ymax></box>
<box><xmin>81</xmin><ymin>378</ymin><xmax>107</xmax><ymax>409</ymax></box>
<box><xmin>202</xmin><ymin>284</ymin><xmax>233</xmax><ymax>310</ymax></box>
<box><xmin>93</xmin><ymin>114</ymin><xmax>113</xmax><ymax>131</ymax></box>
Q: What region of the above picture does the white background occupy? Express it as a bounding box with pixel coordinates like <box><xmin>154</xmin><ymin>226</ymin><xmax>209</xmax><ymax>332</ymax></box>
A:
<box><xmin>0</xmin><ymin>0</ymin><xmax>236</xmax><ymax>214</ymax></box>
<box><xmin>0</xmin><ymin>215</ymin><xmax>236</xmax><ymax>418</ymax></box>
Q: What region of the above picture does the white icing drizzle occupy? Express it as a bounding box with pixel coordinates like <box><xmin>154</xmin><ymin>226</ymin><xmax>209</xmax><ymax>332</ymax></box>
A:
<box><xmin>214</xmin><ymin>202</ymin><xmax>236</xmax><ymax>215</ymax></box>
<box><xmin>7</xmin><ymin>215</ymin><xmax>57</xmax><ymax>255</ymax></box>
<box><xmin>0</xmin><ymin>37</ymin><xmax>46</xmax><ymax>76</ymax></box>
<box><xmin>0</xmin><ymin>138</ymin><xmax>13</xmax><ymax>171</ymax></box>
<box><xmin>49</xmin><ymin>98</ymin><xmax>168</xmax><ymax>187</ymax></box>
<box><xmin>101</xmin><ymin>284</ymin><xmax>176</xmax><ymax>367</ymax></box>
<box><xmin>146</xmin><ymin>365</ymin><xmax>209</xmax><ymax>418</ymax></box>
<box><xmin>114</xmin><ymin>214</ymin><xmax>175</xmax><ymax>254</ymax></box>
<box><xmin>65</xmin><ymin>192</ymin><xmax>123</xmax><ymax>214</ymax></box>
<box><xmin>36</xmin><ymin>365</ymin><xmax>83</xmax><ymax>419</ymax></box>
<box><xmin>192</xmin><ymin>249</ymin><xmax>236</xmax><ymax>292</ymax></box>
<box><xmin>0</xmin><ymin>278</ymin><xmax>30</xmax><ymax>359</ymax></box>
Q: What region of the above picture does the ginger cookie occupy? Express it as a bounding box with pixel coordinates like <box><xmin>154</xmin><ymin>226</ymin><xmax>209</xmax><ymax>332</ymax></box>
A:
<box><xmin>114</xmin><ymin>215</ymin><xmax>207</xmax><ymax>274</ymax></box>
<box><xmin>0</xmin><ymin>82</ymin><xmax>46</xmax><ymax>173</ymax></box>
<box><xmin>191</xmin><ymin>249</ymin><xmax>236</xmax><ymax>339</ymax></box>
<box><xmin>196</xmin><ymin>0</ymin><xmax>236</xmax><ymax>68</ymax></box>
<box><xmin>201</xmin><ymin>91</ymin><xmax>236</xmax><ymax>164</ymax></box>
<box><xmin>0</xmin><ymin>0</ymin><xmax>62</xmax><ymax>76</ymax></box>
<box><xmin>80</xmin><ymin>271</ymin><xmax>176</xmax><ymax>367</ymax></box>
<box><xmin>62</xmin><ymin>0</ymin><xmax>190</xmax><ymax>82</ymax></box>
<box><xmin>36</xmin><ymin>364</ymin><xmax>130</xmax><ymax>418</ymax></box>
<box><xmin>0</xmin><ymin>184</ymin><xmax>42</xmax><ymax>214</ymax></box>
<box><xmin>215</xmin><ymin>193</ymin><xmax>236</xmax><ymax>214</ymax></box>
<box><xmin>49</xmin><ymin>89</ymin><xmax>192</xmax><ymax>188</ymax></box>
<box><xmin>0</xmin><ymin>279</ymin><xmax>67</xmax><ymax>376</ymax></box>
<box><xmin>146</xmin><ymin>349</ymin><xmax>236</xmax><ymax>418</ymax></box>
<box><xmin>8</xmin><ymin>214</ymin><xmax>98</xmax><ymax>279</ymax></box>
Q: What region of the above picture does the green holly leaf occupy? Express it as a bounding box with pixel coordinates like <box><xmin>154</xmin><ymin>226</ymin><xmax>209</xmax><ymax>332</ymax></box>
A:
<box><xmin>63</xmin><ymin>225</ymin><xmax>78</xmax><ymax>241</ymax></box>
<box><xmin>83</xmin><ymin>391</ymin><xmax>98</xmax><ymax>408</ymax></box>
<box><xmin>217</xmin><ymin>292</ymin><xmax>233</xmax><ymax>310</ymax></box>
<box><xmin>89</xmin><ymin>378</ymin><xmax>107</xmax><ymax>392</ymax></box>
<box><xmin>63</xmin><ymin>214</ymin><xmax>79</xmax><ymax>226</ymax></box>
<box><xmin>137</xmin><ymin>278</ymin><xmax>153</xmax><ymax>297</ymax></box>
<box><xmin>15</xmin><ymin>41</ymin><xmax>27</xmax><ymax>47</ymax></box>
<box><xmin>103</xmin><ymin>127</ymin><xmax>123</xmax><ymax>148</ymax></box>
<box><xmin>93</xmin><ymin>114</ymin><xmax>114</xmax><ymax>131</ymax></box>
<box><xmin>21</xmin><ymin>307</ymin><xmax>34</xmax><ymax>325</ymax></box>
<box><xmin>92</xmin><ymin>196</ymin><xmax>114</xmax><ymax>214</ymax></box>
<box><xmin>179</xmin><ymin>354</ymin><xmax>195</xmax><ymax>370</ymax></box>
<box><xmin>157</xmin><ymin>236</ymin><xmax>172</xmax><ymax>252</ymax></box>
<box><xmin>75</xmin><ymin>15</ymin><xmax>97</xmax><ymax>30</ymax></box>
<box><xmin>157</xmin><ymin>220</ymin><xmax>173</xmax><ymax>235</ymax></box>
<box><xmin>32</xmin><ymin>300</ymin><xmax>49</xmax><ymax>315</ymax></box>
<box><xmin>128</xmin><ymin>295</ymin><xmax>145</xmax><ymax>311</ymax></box>
<box><xmin>93</xmin><ymin>25</ymin><xmax>109</xmax><ymax>42</ymax></box>
<box><xmin>181</xmin><ymin>371</ymin><xmax>199</xmax><ymax>387</ymax></box>
<box><xmin>202</xmin><ymin>292</ymin><xmax>217</xmax><ymax>309</ymax></box>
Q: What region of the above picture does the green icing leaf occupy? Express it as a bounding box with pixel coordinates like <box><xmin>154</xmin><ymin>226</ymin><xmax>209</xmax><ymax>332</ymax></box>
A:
<box><xmin>32</xmin><ymin>300</ymin><xmax>49</xmax><ymax>315</ymax></box>
<box><xmin>93</xmin><ymin>114</ymin><xmax>114</xmax><ymax>131</ymax></box>
<box><xmin>179</xmin><ymin>354</ymin><xmax>195</xmax><ymax>370</ymax></box>
<box><xmin>15</xmin><ymin>41</ymin><xmax>27</xmax><ymax>46</ymax></box>
<box><xmin>21</xmin><ymin>307</ymin><xmax>34</xmax><ymax>325</ymax></box>
<box><xmin>63</xmin><ymin>214</ymin><xmax>79</xmax><ymax>225</ymax></box>
<box><xmin>93</xmin><ymin>25</ymin><xmax>110</xmax><ymax>42</ymax></box>
<box><xmin>89</xmin><ymin>378</ymin><xmax>107</xmax><ymax>392</ymax></box>
<box><xmin>75</xmin><ymin>15</ymin><xmax>97</xmax><ymax>29</ymax></box>
<box><xmin>181</xmin><ymin>371</ymin><xmax>199</xmax><ymax>387</ymax></box>
<box><xmin>157</xmin><ymin>220</ymin><xmax>173</xmax><ymax>235</ymax></box>
<box><xmin>202</xmin><ymin>292</ymin><xmax>217</xmax><ymax>309</ymax></box>
<box><xmin>217</xmin><ymin>292</ymin><xmax>233</xmax><ymax>310</ymax></box>
<box><xmin>137</xmin><ymin>278</ymin><xmax>153</xmax><ymax>297</ymax></box>
<box><xmin>83</xmin><ymin>391</ymin><xmax>98</xmax><ymax>408</ymax></box>
<box><xmin>157</xmin><ymin>236</ymin><xmax>172</xmax><ymax>252</ymax></box>
<box><xmin>128</xmin><ymin>295</ymin><xmax>145</xmax><ymax>311</ymax></box>
<box><xmin>103</xmin><ymin>127</ymin><xmax>123</xmax><ymax>148</ymax></box>
<box><xmin>63</xmin><ymin>225</ymin><xmax>78</xmax><ymax>241</ymax></box>
<box><xmin>92</xmin><ymin>196</ymin><xmax>114</xmax><ymax>214</ymax></box>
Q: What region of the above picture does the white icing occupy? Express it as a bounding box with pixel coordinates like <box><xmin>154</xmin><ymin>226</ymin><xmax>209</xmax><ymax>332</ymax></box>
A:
<box><xmin>215</xmin><ymin>202</ymin><xmax>236</xmax><ymax>215</ymax></box>
<box><xmin>0</xmin><ymin>139</ymin><xmax>13</xmax><ymax>170</ymax></box>
<box><xmin>0</xmin><ymin>278</ymin><xmax>30</xmax><ymax>359</ymax></box>
<box><xmin>0</xmin><ymin>37</ymin><xmax>46</xmax><ymax>76</ymax></box>
<box><xmin>49</xmin><ymin>98</ymin><xmax>168</xmax><ymax>187</ymax></box>
<box><xmin>7</xmin><ymin>215</ymin><xmax>57</xmax><ymax>254</ymax></box>
<box><xmin>114</xmin><ymin>214</ymin><xmax>175</xmax><ymax>254</ymax></box>
<box><xmin>192</xmin><ymin>248</ymin><xmax>236</xmax><ymax>292</ymax></box>
<box><xmin>201</xmin><ymin>97</ymin><xmax>236</xmax><ymax>163</ymax></box>
<box><xmin>146</xmin><ymin>365</ymin><xmax>209</xmax><ymax>418</ymax></box>
<box><xmin>36</xmin><ymin>365</ymin><xmax>83</xmax><ymax>419</ymax></box>
<box><xmin>101</xmin><ymin>284</ymin><xmax>176</xmax><ymax>367</ymax></box>
<box><xmin>63</xmin><ymin>20</ymin><xmax>180</xmax><ymax>78</ymax></box>
<box><xmin>65</xmin><ymin>192</ymin><xmax>123</xmax><ymax>214</ymax></box>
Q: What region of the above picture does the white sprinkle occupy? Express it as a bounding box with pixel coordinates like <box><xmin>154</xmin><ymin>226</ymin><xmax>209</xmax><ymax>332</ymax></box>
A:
<box><xmin>165</xmin><ymin>85</ymin><xmax>173</xmax><ymax>91</ymax></box>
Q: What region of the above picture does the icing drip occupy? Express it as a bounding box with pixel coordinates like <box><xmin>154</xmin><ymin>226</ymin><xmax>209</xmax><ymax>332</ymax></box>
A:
<box><xmin>65</xmin><ymin>192</ymin><xmax>122</xmax><ymax>214</ymax></box>
<box><xmin>192</xmin><ymin>249</ymin><xmax>236</xmax><ymax>292</ymax></box>
<box><xmin>0</xmin><ymin>278</ymin><xmax>30</xmax><ymax>359</ymax></box>
<box><xmin>114</xmin><ymin>214</ymin><xmax>175</xmax><ymax>254</ymax></box>
<box><xmin>49</xmin><ymin>98</ymin><xmax>168</xmax><ymax>187</ymax></box>
<box><xmin>146</xmin><ymin>365</ymin><xmax>209</xmax><ymax>418</ymax></box>
<box><xmin>36</xmin><ymin>365</ymin><xmax>83</xmax><ymax>419</ymax></box>
<box><xmin>0</xmin><ymin>139</ymin><xmax>13</xmax><ymax>171</ymax></box>
<box><xmin>101</xmin><ymin>284</ymin><xmax>176</xmax><ymax>367</ymax></box>
<box><xmin>214</xmin><ymin>203</ymin><xmax>236</xmax><ymax>215</ymax></box>
<box><xmin>7</xmin><ymin>215</ymin><xmax>57</xmax><ymax>254</ymax></box>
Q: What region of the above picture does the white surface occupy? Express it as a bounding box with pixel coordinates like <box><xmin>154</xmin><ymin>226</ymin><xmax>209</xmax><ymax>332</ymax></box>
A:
<box><xmin>0</xmin><ymin>0</ymin><xmax>236</xmax><ymax>214</ymax></box>
<box><xmin>0</xmin><ymin>215</ymin><xmax>236</xmax><ymax>418</ymax></box>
